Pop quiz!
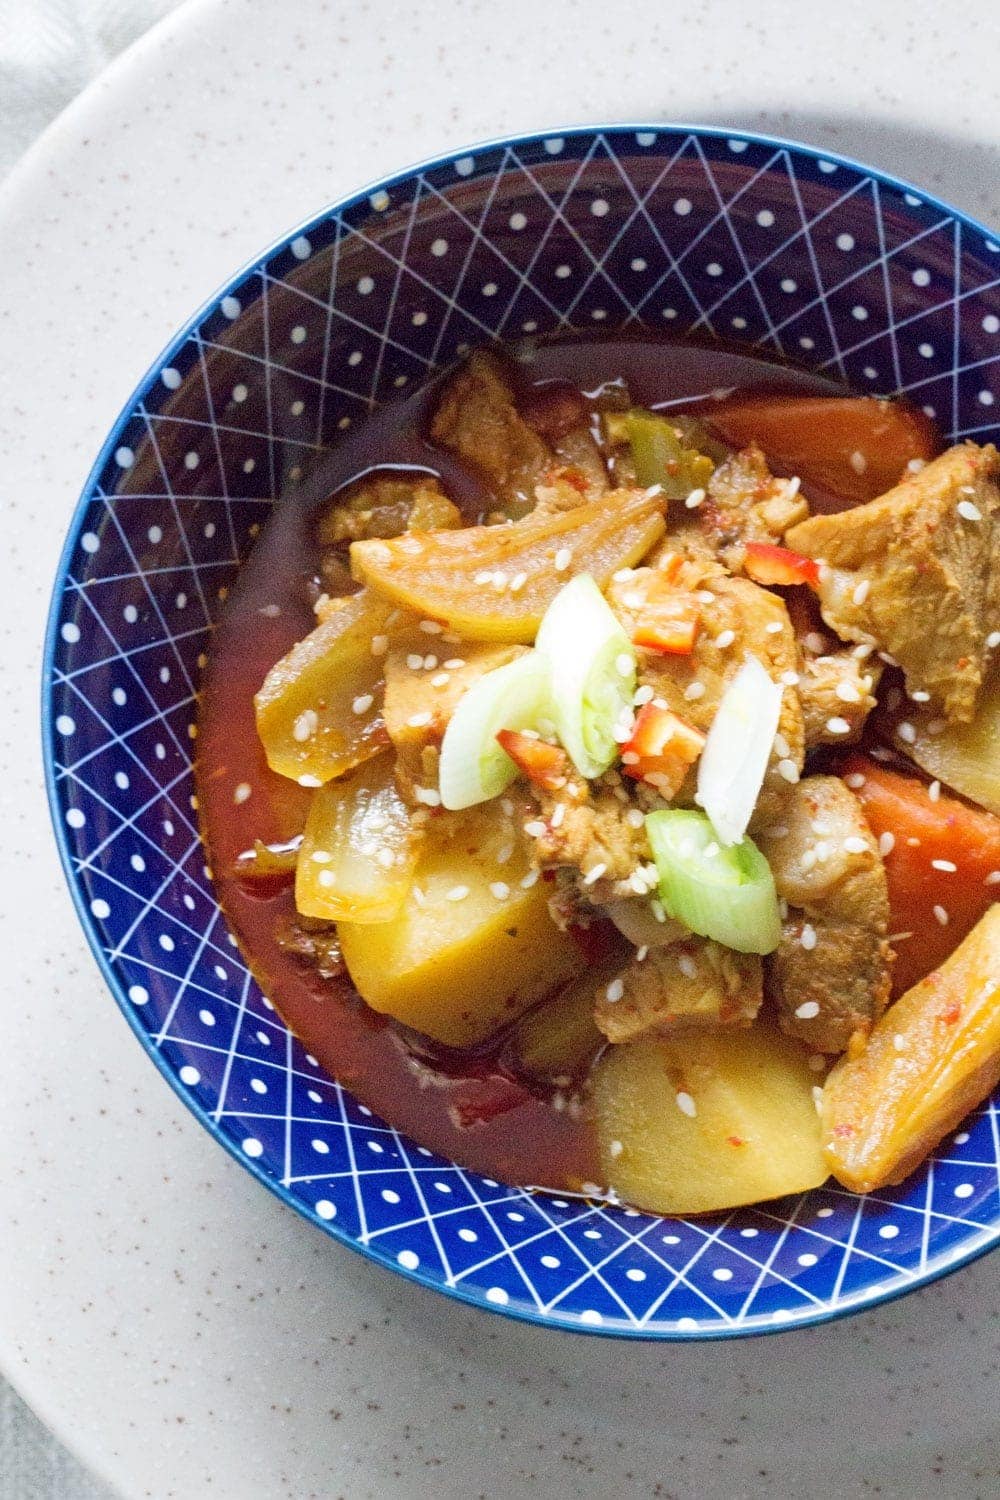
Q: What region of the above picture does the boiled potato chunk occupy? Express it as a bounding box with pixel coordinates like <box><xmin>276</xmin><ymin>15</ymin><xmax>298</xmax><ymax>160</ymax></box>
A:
<box><xmin>510</xmin><ymin>966</ymin><xmax>616</xmax><ymax>1082</ymax></box>
<box><xmin>338</xmin><ymin>809</ymin><xmax>585</xmax><ymax>1047</ymax></box>
<box><xmin>593</xmin><ymin>1028</ymin><xmax>827</xmax><ymax>1215</ymax></box>
<box><xmin>822</xmin><ymin>904</ymin><xmax>1000</xmax><ymax>1192</ymax></box>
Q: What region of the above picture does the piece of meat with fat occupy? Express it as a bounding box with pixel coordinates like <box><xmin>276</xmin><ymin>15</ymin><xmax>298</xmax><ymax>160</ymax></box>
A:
<box><xmin>608</xmin><ymin>571</ymin><xmax>805</xmax><ymax>823</ymax></box>
<box><xmin>756</xmin><ymin>775</ymin><xmax>892</xmax><ymax>1052</ymax></box>
<box><xmin>798</xmin><ymin>651</ymin><xmax>882</xmax><ymax>748</ymax></box>
<box><xmin>593</xmin><ymin>940</ymin><xmax>762</xmax><ymax>1043</ymax></box>
<box><xmin>786</xmin><ymin>443</ymin><xmax>1000</xmax><ymax>722</ymax></box>
<box><xmin>383</xmin><ymin>641</ymin><xmax>527</xmax><ymax>801</ymax></box>
<box><xmin>533</xmin><ymin>783</ymin><xmax>651</xmax><ymax>888</ymax></box>
<box><xmin>429</xmin><ymin>350</ymin><xmax>553</xmax><ymax>515</ymax></box>
<box><xmin>315</xmin><ymin>474</ymin><xmax>460</xmax><ymax>546</ymax></box>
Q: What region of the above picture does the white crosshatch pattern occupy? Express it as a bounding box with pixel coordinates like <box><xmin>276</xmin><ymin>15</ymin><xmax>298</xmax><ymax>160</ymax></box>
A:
<box><xmin>46</xmin><ymin>128</ymin><xmax>1000</xmax><ymax>1336</ymax></box>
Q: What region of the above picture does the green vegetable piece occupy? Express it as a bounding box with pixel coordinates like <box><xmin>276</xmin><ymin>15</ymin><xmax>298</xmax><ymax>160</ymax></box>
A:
<box><xmin>625</xmin><ymin>409</ymin><xmax>716</xmax><ymax>499</ymax></box>
<box><xmin>645</xmin><ymin>808</ymin><xmax>781</xmax><ymax>955</ymax></box>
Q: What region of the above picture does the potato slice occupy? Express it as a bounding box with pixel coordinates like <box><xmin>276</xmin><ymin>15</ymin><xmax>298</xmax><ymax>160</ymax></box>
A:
<box><xmin>349</xmin><ymin>487</ymin><xmax>666</xmax><ymax>643</ymax></box>
<box><xmin>338</xmin><ymin>807</ymin><xmax>585</xmax><ymax>1047</ymax></box>
<box><xmin>888</xmin><ymin>673</ymin><xmax>1000</xmax><ymax>816</ymax></box>
<box><xmin>254</xmin><ymin>590</ymin><xmax>399</xmax><ymax>785</ymax></box>
<box><xmin>592</xmin><ymin>1028</ymin><xmax>827</xmax><ymax>1215</ymax></box>
<box><xmin>295</xmin><ymin>755</ymin><xmax>418</xmax><ymax>923</ymax></box>
<box><xmin>509</xmin><ymin>967</ymin><xmax>614</xmax><ymax>1082</ymax></box>
<box><xmin>822</xmin><ymin>904</ymin><xmax>1000</xmax><ymax>1192</ymax></box>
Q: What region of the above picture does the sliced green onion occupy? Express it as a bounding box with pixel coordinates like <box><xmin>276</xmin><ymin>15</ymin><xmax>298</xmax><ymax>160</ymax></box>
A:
<box><xmin>645</xmin><ymin>808</ymin><xmax>781</xmax><ymax>955</ymax></box>
<box><xmin>625</xmin><ymin>409</ymin><xmax>715</xmax><ymax>499</ymax></box>
<box><xmin>696</xmin><ymin>654</ymin><xmax>783</xmax><ymax>846</ymax></box>
<box><xmin>535</xmin><ymin>573</ymin><xmax>636</xmax><ymax>780</ymax></box>
<box><xmin>438</xmin><ymin>650</ymin><xmax>549</xmax><ymax>810</ymax></box>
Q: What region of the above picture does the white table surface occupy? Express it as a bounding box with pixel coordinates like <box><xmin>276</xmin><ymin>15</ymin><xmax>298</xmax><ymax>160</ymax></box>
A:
<box><xmin>2</xmin><ymin>1</ymin><xmax>1000</xmax><ymax>1496</ymax></box>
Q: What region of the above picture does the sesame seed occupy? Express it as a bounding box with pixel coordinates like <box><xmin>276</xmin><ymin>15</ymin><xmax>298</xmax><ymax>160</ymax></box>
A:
<box><xmin>777</xmin><ymin>758</ymin><xmax>800</xmax><ymax>783</ymax></box>
<box><xmin>582</xmin><ymin>862</ymin><xmax>608</xmax><ymax>886</ymax></box>
<box><xmin>958</xmin><ymin>498</ymin><xmax>983</xmax><ymax>522</ymax></box>
<box><xmin>893</xmin><ymin>1034</ymin><xmax>907</xmax><ymax>1051</ymax></box>
<box><xmin>677</xmin><ymin>953</ymin><xmax>697</xmax><ymax>978</ymax></box>
<box><xmin>621</xmin><ymin>750</ymin><xmax>640</xmax><ymax>765</ymax></box>
<box><xmin>715</xmin><ymin>629</ymin><xmax>736</xmax><ymax>649</ymax></box>
<box><xmin>407</xmin><ymin>710</ymin><xmax>432</xmax><ymax>728</ymax></box>
<box><xmin>625</xmin><ymin>807</ymin><xmax>645</xmax><ymax>829</ymax></box>
<box><xmin>795</xmin><ymin>999</ymin><xmax>820</xmax><ymax>1018</ymax></box>
<box><xmin>419</xmin><ymin>619</ymin><xmax>443</xmax><ymax>634</ymax></box>
<box><xmin>808</xmin><ymin>1053</ymin><xmax>826</xmax><ymax>1072</ymax></box>
<box><xmin>703</xmin><ymin>841</ymin><xmax>720</xmax><ymax>859</ymax></box>
<box><xmin>844</xmin><ymin>772</ymin><xmax>866</xmax><ymax>789</ymax></box>
<box><xmin>636</xmin><ymin>945</ymin><xmax>649</xmax><ymax>962</ymax></box>
<box><xmin>696</xmin><ymin>590</ymin><xmax>716</xmax><ymax>605</ymax></box>
<box><xmin>986</xmin><ymin>871</ymin><xmax>1000</xmax><ymax>885</ymax></box>
<box><xmin>445</xmin><ymin>885</ymin><xmax>470</xmax><ymax>902</ymax></box>
<box><xmin>897</xmin><ymin>721</ymin><xmax>917</xmax><ymax>744</ymax></box>
<box><xmin>550</xmin><ymin>802</ymin><xmax>566</xmax><ymax>828</ymax></box>
<box><xmin>685</xmin><ymin>487</ymin><xmax>706</xmax><ymax>509</ymax></box>
<box><xmin>520</xmin><ymin>869</ymin><xmax>539</xmax><ymax>889</ymax></box>
<box><xmin>310</xmin><ymin>849</ymin><xmax>332</xmax><ymax>863</ymax></box>
<box><xmin>933</xmin><ymin>904</ymin><xmax>950</xmax><ymax>925</ymax></box>
<box><xmin>812</xmin><ymin>1086</ymin><xmax>824</xmax><ymax>1113</ymax></box>
<box><xmin>906</xmin><ymin>836</ymin><xmax>921</xmax><ymax>846</ymax></box>
<box><xmin>423</xmin><ymin>654</ymin><xmax>438</xmax><ymax>670</ymax></box>
<box><xmin>613</xmin><ymin>568</ymin><xmax>635</xmax><ymax>583</ymax></box>
<box><xmin>491</xmin><ymin>570</ymin><xmax>508</xmax><ymax>590</ymax></box>
<box><xmin>376</xmin><ymin>848</ymin><xmax>395</xmax><ymax>869</ymax></box>
<box><xmin>297</xmin><ymin>773</ymin><xmax>322</xmax><ymax>788</ymax></box>
<box><xmin>812</xmin><ymin>819</ymin><xmax>831</xmax><ymax>836</ymax></box>
<box><xmin>800</xmin><ymin>848</ymin><xmax>817</xmax><ymax>871</ymax></box>
<box><xmin>509</xmin><ymin>571</ymin><xmax>528</xmax><ymax>593</ymax></box>
<box><xmin>852</xmin><ymin>579</ymin><xmax>871</xmax><ymax>606</ymax></box>
<box><xmin>910</xmin><ymin>689</ymin><xmax>931</xmax><ymax>702</ymax></box>
<box><xmin>318</xmin><ymin>869</ymin><xmax>335</xmax><ymax>887</ymax></box>
<box><xmin>292</xmin><ymin>708</ymin><xmax>318</xmax><ymax>741</ymax></box>
<box><xmin>622</xmin><ymin>591</ymin><xmax>644</xmax><ymax>608</ymax></box>
<box><xmin>780</xmin><ymin>670</ymin><xmax>800</xmax><ymax>687</ymax></box>
<box><xmin>931</xmin><ymin>859</ymin><xmax>957</xmax><ymax>872</ymax></box>
<box><xmin>804</xmin><ymin>632</ymin><xmax>827</xmax><ymax>654</ymax></box>
<box><xmin>852</xmin><ymin>642</ymin><xmax>874</xmax><ymax>659</ymax></box>
<box><xmin>431</xmin><ymin>672</ymin><xmax>450</xmax><ymax>687</ymax></box>
<box><xmin>643</xmin><ymin>484</ymin><xmax>664</xmax><ymax>500</ymax></box>
<box><xmin>616</xmin><ymin>652</ymin><xmax>634</xmax><ymax>677</ymax></box>
<box><xmin>989</xmin><ymin>631</ymin><xmax>1000</xmax><ymax>650</ymax></box>
<box><xmin>474</xmin><ymin>570</ymin><xmax>492</xmax><ymax>585</ymax></box>
<box><xmin>490</xmin><ymin>881</ymin><xmax>510</xmax><ymax>900</ymax></box>
<box><xmin>825</xmin><ymin>716</ymin><xmax>851</xmax><ymax>735</ymax></box>
<box><xmin>684</xmin><ymin>680</ymin><xmax>707</xmax><ymax>701</ymax></box>
<box><xmin>785</xmin><ymin>476</ymin><xmax>802</xmax><ymax>498</ymax></box>
<box><xmin>524</xmin><ymin>820</ymin><xmax>547</xmax><ymax>838</ymax></box>
<box><xmin>554</xmin><ymin>547</ymin><xmax>572</xmax><ymax>572</ymax></box>
<box><xmin>765</xmin><ymin>823</ymin><xmax>789</xmax><ymax>839</ymax></box>
<box><xmin>764</xmin><ymin>620</ymin><xmax>784</xmax><ymax>635</ymax></box>
<box><xmin>406</xmin><ymin>653</ymin><xmax>424</xmax><ymax>670</ymax></box>
<box><xmin>849</xmin><ymin>449</ymin><xmax>868</xmax><ymax>474</ymax></box>
<box><xmin>233</xmin><ymin>782</ymin><xmax>251</xmax><ymax>804</ymax></box>
<box><xmin>675</xmin><ymin>1091</ymin><xmax>697</xmax><ymax>1118</ymax></box>
<box><xmin>370</xmin><ymin>634</ymin><xmax>389</xmax><ymax>656</ymax></box>
<box><xmin>814</xmin><ymin>840</ymin><xmax>831</xmax><ymax>863</ymax></box>
<box><xmin>842</xmin><ymin>836</ymin><xmax>868</xmax><ymax>855</ymax></box>
<box><xmin>352</xmin><ymin>693</ymin><xmax>375</xmax><ymax>715</ymax></box>
<box><xmin>411</xmin><ymin>886</ymin><xmax>427</xmax><ymax>908</ymax></box>
<box><xmin>836</xmin><ymin>679</ymin><xmax>862</xmax><ymax>703</ymax></box>
<box><xmin>605</xmin><ymin>977</ymin><xmax>625</xmax><ymax>1003</ymax></box>
<box><xmin>773</xmin><ymin>732</ymin><xmax>790</xmax><ymax>758</ymax></box>
<box><xmin>609</xmin><ymin>1139</ymin><xmax>624</xmax><ymax>1159</ymax></box>
<box><xmin>634</xmin><ymin>684</ymin><xmax>655</xmax><ymax>706</ymax></box>
<box><xmin>926</xmin><ymin>718</ymin><xmax>947</xmax><ymax>736</ymax></box>
<box><xmin>651</xmin><ymin>899</ymin><xmax>667</xmax><ymax>922</ymax></box>
<box><xmin>928</xmin><ymin>780</ymin><xmax>941</xmax><ymax>801</ymax></box>
<box><xmin>413</xmin><ymin>786</ymin><xmax>441</xmax><ymax>806</ymax></box>
<box><xmin>888</xmin><ymin>931</ymin><xmax>913</xmax><ymax>944</ymax></box>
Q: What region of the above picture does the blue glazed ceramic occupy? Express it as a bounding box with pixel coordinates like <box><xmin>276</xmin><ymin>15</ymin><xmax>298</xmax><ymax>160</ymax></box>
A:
<box><xmin>44</xmin><ymin>125</ymin><xmax>1000</xmax><ymax>1339</ymax></box>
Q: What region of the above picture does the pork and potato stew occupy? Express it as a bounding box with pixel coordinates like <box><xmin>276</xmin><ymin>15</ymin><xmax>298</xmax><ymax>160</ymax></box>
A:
<box><xmin>197</xmin><ymin>341</ymin><xmax>1000</xmax><ymax>1214</ymax></box>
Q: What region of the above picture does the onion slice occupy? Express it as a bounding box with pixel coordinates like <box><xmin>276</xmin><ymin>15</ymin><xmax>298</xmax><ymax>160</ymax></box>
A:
<box><xmin>438</xmin><ymin>651</ymin><xmax>549</xmax><ymax>810</ymax></box>
<box><xmin>696</xmin><ymin>654</ymin><xmax>783</xmax><ymax>846</ymax></box>
<box><xmin>535</xmin><ymin>573</ymin><xmax>636</xmax><ymax>780</ymax></box>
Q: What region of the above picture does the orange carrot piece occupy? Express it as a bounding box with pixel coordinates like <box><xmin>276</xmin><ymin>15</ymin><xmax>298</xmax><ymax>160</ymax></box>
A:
<box><xmin>842</xmin><ymin>753</ymin><xmax>1000</xmax><ymax>993</ymax></box>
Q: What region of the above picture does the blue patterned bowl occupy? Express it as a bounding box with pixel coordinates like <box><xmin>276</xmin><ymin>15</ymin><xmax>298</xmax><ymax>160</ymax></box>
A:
<box><xmin>44</xmin><ymin>126</ymin><xmax>1000</xmax><ymax>1339</ymax></box>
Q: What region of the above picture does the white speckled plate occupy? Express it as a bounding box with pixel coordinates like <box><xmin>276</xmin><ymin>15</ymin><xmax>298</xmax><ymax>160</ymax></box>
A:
<box><xmin>3</xmin><ymin>1</ymin><xmax>1000</xmax><ymax>1495</ymax></box>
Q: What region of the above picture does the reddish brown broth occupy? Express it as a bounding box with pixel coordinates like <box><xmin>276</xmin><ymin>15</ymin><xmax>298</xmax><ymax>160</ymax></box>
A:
<box><xmin>196</xmin><ymin>338</ymin><xmax>849</xmax><ymax>1191</ymax></box>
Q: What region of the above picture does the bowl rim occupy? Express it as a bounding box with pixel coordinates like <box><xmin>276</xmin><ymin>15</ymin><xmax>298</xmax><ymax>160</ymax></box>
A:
<box><xmin>41</xmin><ymin>119</ymin><xmax>1000</xmax><ymax>1341</ymax></box>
